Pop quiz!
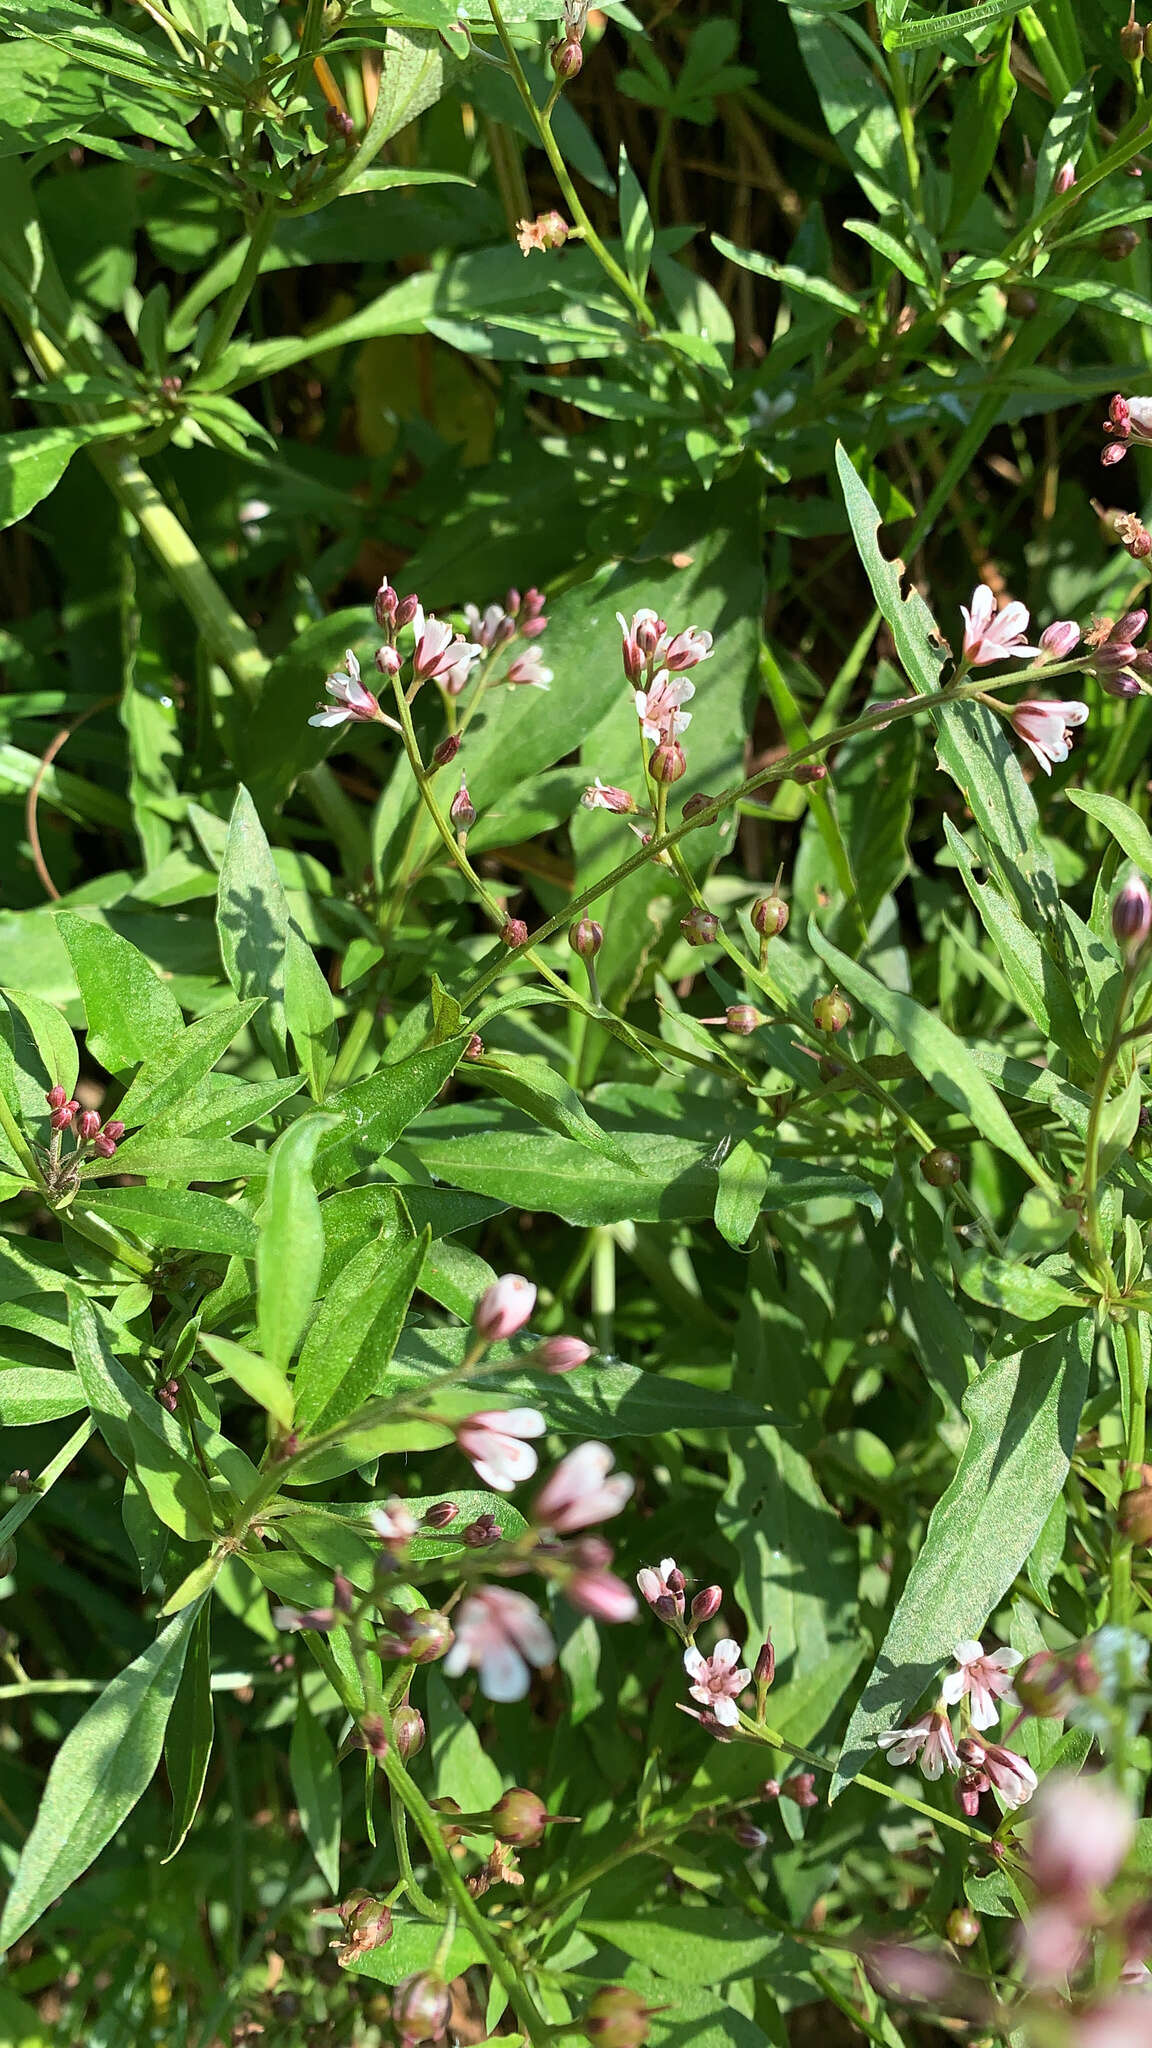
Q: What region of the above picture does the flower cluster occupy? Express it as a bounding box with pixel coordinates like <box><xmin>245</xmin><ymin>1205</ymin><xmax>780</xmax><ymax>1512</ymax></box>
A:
<box><xmin>1101</xmin><ymin>390</ymin><xmax>1152</xmax><ymax>465</ymax></box>
<box><xmin>584</xmin><ymin>606</ymin><xmax>714</xmax><ymax>816</ymax></box>
<box><xmin>876</xmin><ymin>1636</ymin><xmax>1037</xmax><ymax>1812</ymax></box>
<box><xmin>311</xmin><ymin>579</ymin><xmax>551</xmax><ymax>733</ymax></box>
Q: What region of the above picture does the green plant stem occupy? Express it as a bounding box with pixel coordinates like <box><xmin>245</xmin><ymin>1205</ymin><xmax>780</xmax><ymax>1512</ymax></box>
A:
<box><xmin>329</xmin><ymin>1000</ymin><xmax>378</xmax><ymax>1091</ymax></box>
<box><xmin>195</xmin><ymin>203</ymin><xmax>279</xmax><ymax>379</ymax></box>
<box><xmin>1081</xmin><ymin>962</ymin><xmax>1136</xmax><ymax>1277</ymax></box>
<box><xmin>1111</xmin><ymin>1313</ymin><xmax>1149</xmax><ymax>1624</ymax></box>
<box><xmin>455</xmin><ymin>675</ymin><xmax>991</xmax><ymax>1014</ymax></box>
<box><xmin>378</xmin><ymin>1743</ymin><xmax>552</xmax><ymax>2045</ymax></box>
<box><xmin>485</xmin><ymin>0</ymin><xmax>652</xmax><ymax>327</ymax></box>
<box><xmin>0</xmin><ymin>1095</ymin><xmax>43</xmax><ymax>1188</ymax></box>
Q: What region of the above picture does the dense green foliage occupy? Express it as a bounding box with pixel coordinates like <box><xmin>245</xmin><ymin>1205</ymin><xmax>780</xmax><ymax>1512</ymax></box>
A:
<box><xmin>5</xmin><ymin>1</ymin><xmax>1152</xmax><ymax>2044</ymax></box>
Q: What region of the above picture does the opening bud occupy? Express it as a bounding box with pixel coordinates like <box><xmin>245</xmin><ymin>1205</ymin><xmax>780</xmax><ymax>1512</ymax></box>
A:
<box><xmin>690</xmin><ymin>1584</ymin><xmax>723</xmax><ymax>1625</ymax></box>
<box><xmin>650</xmin><ymin>739</ymin><xmax>687</xmax><ymax>784</ymax></box>
<box><xmin>530</xmin><ymin>1336</ymin><xmax>594</xmax><ymax>1373</ymax></box>
<box><xmin>732</xmin><ymin>1821</ymin><xmax>768</xmax><ymax>1848</ymax></box>
<box><xmin>680</xmin><ymin>907</ymin><xmax>719</xmax><ymax>946</ymax></box>
<box><xmin>812</xmin><ymin>988</ymin><xmax>851</xmax><ymax>1034</ymax></box>
<box><xmin>920</xmin><ymin>1147</ymin><xmax>962</xmax><ymax>1187</ymax></box>
<box><xmin>337</xmin><ymin>1892</ymin><xmax>394</xmax><ymax>1962</ymax></box>
<box><xmin>1113</xmin><ymin>876</ymin><xmax>1152</xmax><ymax>954</ymax></box>
<box><xmin>432</xmin><ymin>732</ymin><xmax>461</xmax><ymax>768</ymax></box>
<box><xmin>751</xmin><ymin>893</ymin><xmax>789</xmax><ymax>939</ymax></box>
<box><xmin>374</xmin><ymin>643</ymin><xmax>401</xmax><ymax>677</ymax></box>
<box><xmin>569</xmin><ymin>917</ymin><xmax>604</xmax><ymax>960</ymax></box>
<box><xmin>725</xmin><ymin>1005</ymin><xmax>760</xmax><ymax>1036</ymax></box>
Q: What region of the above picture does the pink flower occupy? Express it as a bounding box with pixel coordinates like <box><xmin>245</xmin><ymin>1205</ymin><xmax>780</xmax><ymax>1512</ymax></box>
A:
<box><xmin>566</xmin><ymin>1567</ymin><xmax>638</xmax><ymax>1621</ymax></box>
<box><xmin>876</xmin><ymin>1709</ymin><xmax>960</xmax><ymax>1780</ymax></box>
<box><xmin>958</xmin><ymin>1735</ymin><xmax>1037</xmax><ymax>1809</ymax></box>
<box><xmin>455</xmin><ymin>1408</ymin><xmax>545</xmax><ymax>1492</ymax></box>
<box><xmin>1039</xmin><ymin>620</ymin><xmax>1082</xmax><ymax>661</ymax></box>
<box><xmin>1011</xmin><ymin>698</ymin><xmax>1089</xmax><ymax>773</ymax></box>
<box><xmin>309</xmin><ymin>650</ymin><xmax>382</xmax><ymax>728</ymax></box>
<box><xmin>1075</xmin><ymin>1997</ymin><xmax>1152</xmax><ymax>2048</ymax></box>
<box><xmin>410</xmin><ymin>604</ymin><xmax>482</xmax><ymax>684</ymax></box>
<box><xmin>662</xmin><ymin>625</ymin><xmax>713</xmax><ymax>671</ymax></box>
<box><xmin>618</xmin><ymin>607</ymin><xmax>664</xmax><ymax>680</ymax></box>
<box><xmin>442</xmin><ymin>1585</ymin><xmax>555</xmax><ymax>1701</ymax></box>
<box><xmin>582</xmin><ymin>778</ymin><xmax>635</xmax><ymax>813</ymax></box>
<box><xmin>637</xmin><ymin>1556</ymin><xmax>684</xmax><ymax>1616</ymax></box>
<box><xmin>1104</xmin><ymin>393</ymin><xmax>1152</xmax><ymax>464</ymax></box>
<box><xmin>1054</xmin><ymin>161</ymin><xmax>1076</xmax><ymax>194</ymax></box>
<box><xmin>463</xmin><ymin>600</ymin><xmax>516</xmax><ymax>650</ymax></box>
<box><xmin>940</xmin><ymin>1638</ymin><xmax>1022</xmax><ymax>1731</ymax></box>
<box><xmin>474</xmin><ymin>1273</ymin><xmax>537</xmax><ymax>1342</ymax></box>
<box><xmin>1029</xmin><ymin>1771</ymin><xmax>1135</xmax><ymax>1899</ymax></box>
<box><xmin>530</xmin><ymin>1336</ymin><xmax>594</xmax><ymax>1373</ymax></box>
<box><xmin>683</xmin><ymin>1638</ymin><xmax>752</xmax><ymax>1728</ymax></box>
<box><xmin>960</xmin><ymin>585</ymin><xmax>1043</xmax><ymax>666</ymax></box>
<box><xmin>439</xmin><ymin>648</ymin><xmax>477</xmax><ymax>696</ymax></box>
<box><xmin>532</xmin><ymin>1441</ymin><xmax>634</xmax><ymax>1532</ymax></box>
<box><xmin>505</xmin><ymin>647</ymin><xmax>553</xmax><ymax>690</ymax></box>
<box><xmin>1088</xmin><ymin>612</ymin><xmax>1150</xmax><ymax>697</ymax></box>
<box><xmin>635</xmin><ymin>669</ymin><xmax>694</xmax><ymax>744</ymax></box>
<box><xmin>371</xmin><ymin>1499</ymin><xmax>418</xmax><ymax>1544</ymax></box>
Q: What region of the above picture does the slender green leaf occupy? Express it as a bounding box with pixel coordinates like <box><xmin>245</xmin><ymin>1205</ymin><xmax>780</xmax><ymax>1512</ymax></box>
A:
<box><xmin>289</xmin><ymin>1694</ymin><xmax>342</xmax><ymax>1892</ymax></box>
<box><xmin>257</xmin><ymin>1114</ymin><xmax>338</xmax><ymax>1374</ymax></box>
<box><xmin>162</xmin><ymin>1600</ymin><xmax>214</xmax><ymax>1861</ymax></box>
<box><xmin>55</xmin><ymin>913</ymin><xmax>183</xmax><ymax>1072</ymax></box>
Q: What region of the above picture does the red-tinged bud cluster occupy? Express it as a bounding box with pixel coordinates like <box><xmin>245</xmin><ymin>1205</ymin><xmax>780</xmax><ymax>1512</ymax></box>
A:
<box><xmin>583</xmin><ymin>1986</ymin><xmax>662</xmax><ymax>2048</ymax></box>
<box><xmin>155</xmin><ymin>1377</ymin><xmax>180</xmax><ymax>1413</ymax></box>
<box><xmin>392</xmin><ymin>1971</ymin><xmax>454</xmax><ymax>2045</ymax></box>
<box><xmin>92</xmin><ymin>1119</ymin><xmax>124</xmax><ymax>1158</ymax></box>
<box><xmin>463</xmin><ymin>1512</ymin><xmax>502</xmax><ymax>1548</ymax></box>
<box><xmin>46</xmin><ymin>1085</ymin><xmax>80</xmax><ymax>1131</ymax></box>
<box><xmin>781</xmin><ymin>1771</ymin><xmax>817</xmax><ymax>1807</ymax></box>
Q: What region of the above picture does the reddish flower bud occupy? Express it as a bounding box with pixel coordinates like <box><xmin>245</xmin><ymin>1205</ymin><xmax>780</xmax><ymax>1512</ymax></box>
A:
<box><xmin>793</xmin><ymin>762</ymin><xmax>827</xmax><ymax>784</ymax></box>
<box><xmin>464</xmin><ymin>1032</ymin><xmax>484</xmax><ymax>1060</ymax></box>
<box><xmin>1113</xmin><ymin>877</ymin><xmax>1152</xmax><ymax>953</ymax></box>
<box><xmin>530</xmin><ymin>1335</ymin><xmax>594</xmax><ymax>1373</ymax></box>
<box><xmin>552</xmin><ymin>34</ymin><xmax>583</xmax><ymax>80</ymax></box>
<box><xmin>155</xmin><ymin>1378</ymin><xmax>180</xmax><ymax>1413</ymax></box>
<box><xmin>375</xmin><ymin>581</ymin><xmax>398</xmax><ymax>628</ymax></box>
<box><xmin>1118</xmin><ymin>1483</ymin><xmax>1152</xmax><ymax>1542</ymax></box>
<box><xmin>754</xmin><ymin>1633</ymin><xmax>775</xmax><ymax>1687</ymax></box>
<box><xmin>1103</xmin><ymin>441</ymin><xmax>1129</xmax><ymax>467</ymax></box>
<box><xmin>690</xmin><ymin>1585</ymin><xmax>723</xmax><ymax>1625</ymax></box>
<box><xmin>725</xmin><ymin>1005</ymin><xmax>760</xmax><ymax>1036</ymax></box>
<box><xmin>332</xmin><ymin>1572</ymin><xmax>355</xmax><ymax>1614</ymax></box>
<box><xmin>680</xmin><ymin>907</ymin><xmax>719</xmax><ymax>946</ymax></box>
<box><xmin>449</xmin><ymin>778</ymin><xmax>476</xmax><ymax>832</ymax></box>
<box><xmin>50</xmin><ymin>1097</ymin><xmax>80</xmax><ymax>1130</ymax></box>
<box><xmin>432</xmin><ymin>732</ymin><xmax>460</xmax><ymax>767</ymax></box>
<box><xmin>374</xmin><ymin>643</ymin><xmax>401</xmax><ymax>676</ymax></box>
<box><xmin>732</xmin><ymin>1821</ymin><xmax>768</xmax><ymax>1848</ymax></box>
<box><xmin>91</xmin><ymin>1133</ymin><xmax>118</xmax><ymax>1158</ymax></box>
<box><xmin>100</xmin><ymin>1120</ymin><xmax>125</xmax><ymax>1144</ymax></box>
<box><xmin>356</xmin><ymin>1712</ymin><xmax>389</xmax><ymax>1756</ymax></box>
<box><xmin>46</xmin><ymin>1085</ymin><xmax>67</xmax><ymax>1111</ymax></box>
<box><xmin>682</xmin><ymin>791</ymin><xmax>716</xmax><ymax>820</ymax></box>
<box><xmin>583</xmin><ymin>1987</ymin><xmax>661</xmax><ymax>2048</ymax></box>
<box><xmin>1101</xmin><ymin>225</ymin><xmax>1141</xmax><ymax>261</ymax></box>
<box><xmin>569</xmin><ymin>917</ymin><xmax>603</xmax><ymax>960</ymax></box>
<box><xmin>650</xmin><ymin>738</ymin><xmax>687</xmax><ymax>784</ymax></box>
<box><xmin>920</xmin><ymin>1147</ymin><xmax>962</xmax><ymax>1187</ymax></box>
<box><xmin>462</xmin><ymin>1512</ymin><xmax>502</xmax><ymax>1548</ymax></box>
<box><xmin>76</xmin><ymin>1109</ymin><xmax>101</xmax><ymax>1142</ymax></box>
<box><xmin>377</xmin><ymin>1607</ymin><xmax>454</xmax><ymax>1663</ymax></box>
<box><xmin>751</xmin><ymin>893</ymin><xmax>789</xmax><ymax>939</ymax></box>
<box><xmin>780</xmin><ymin>1772</ymin><xmax>818</xmax><ymax>1807</ymax></box>
<box><xmin>393</xmin><ymin>1704</ymin><xmax>426</xmax><ymax>1761</ymax></box>
<box><xmin>392</xmin><ymin>1972</ymin><xmax>453</xmax><ymax>2045</ymax></box>
<box><xmin>489</xmin><ymin>1787</ymin><xmax>561</xmax><ymax>1846</ymax></box>
<box><xmin>394</xmin><ymin>593</ymin><xmax>420</xmax><ymax>629</ymax></box>
<box><xmin>423</xmin><ymin>1500</ymin><xmax>460</xmax><ymax>1528</ymax></box>
<box><xmin>501</xmin><ymin>917</ymin><xmax>528</xmax><ymax>948</ymax></box>
<box><xmin>812</xmin><ymin>988</ymin><xmax>851</xmax><ymax>1034</ymax></box>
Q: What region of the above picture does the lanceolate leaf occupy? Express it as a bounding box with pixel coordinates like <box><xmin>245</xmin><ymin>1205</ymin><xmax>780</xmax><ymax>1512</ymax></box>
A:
<box><xmin>0</xmin><ymin>1596</ymin><xmax>206</xmax><ymax>1946</ymax></box>
<box><xmin>162</xmin><ymin>1601</ymin><xmax>214</xmax><ymax>1862</ymax></box>
<box><xmin>832</xmin><ymin>1320</ymin><xmax>1092</xmax><ymax>1796</ymax></box>
<box><xmin>257</xmin><ymin>1113</ymin><xmax>338</xmax><ymax>1374</ymax></box>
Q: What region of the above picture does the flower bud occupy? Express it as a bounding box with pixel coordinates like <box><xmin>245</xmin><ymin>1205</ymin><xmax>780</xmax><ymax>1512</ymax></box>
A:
<box><xmin>569</xmin><ymin>917</ymin><xmax>604</xmax><ymax>960</ymax></box>
<box><xmin>680</xmin><ymin>907</ymin><xmax>718</xmax><ymax>946</ymax></box>
<box><xmin>378</xmin><ymin>1607</ymin><xmax>454</xmax><ymax>1663</ymax></box>
<box><xmin>1054</xmin><ymin>162</ymin><xmax>1076</xmax><ymax>195</ymax></box>
<box><xmin>92</xmin><ymin>1132</ymin><xmax>118</xmax><ymax>1158</ymax></box>
<box><xmin>1101</xmin><ymin>226</ymin><xmax>1141</xmax><ymax>261</ymax></box>
<box><xmin>682</xmin><ymin>791</ymin><xmax>716</xmax><ymax>820</ymax></box>
<box><xmin>50</xmin><ymin>1096</ymin><xmax>79</xmax><ymax>1130</ymax></box>
<box><xmin>46</xmin><ymin>1085</ymin><xmax>67</xmax><ymax>1111</ymax></box>
<box><xmin>393</xmin><ymin>1971</ymin><xmax>453</xmax><ymax>2045</ymax></box>
<box><xmin>501</xmin><ymin>917</ymin><xmax>528</xmax><ymax>948</ymax></box>
<box><xmin>1015</xmin><ymin>1649</ymin><xmax>1081</xmax><ymax>1717</ymax></box>
<box><xmin>690</xmin><ymin>1584</ymin><xmax>723</xmax><ymax>1625</ymax></box>
<box><xmin>375</xmin><ymin>581</ymin><xmax>397</xmax><ymax>628</ymax></box>
<box><xmin>490</xmin><ymin>1787</ymin><xmax>554</xmax><ymax>1845</ymax></box>
<box><xmin>1006</xmin><ymin>286</ymin><xmax>1039</xmax><ymax>318</ymax></box>
<box><xmin>394</xmin><ymin>593</ymin><xmax>420</xmax><ymax>629</ymax></box>
<box><xmin>780</xmin><ymin>1772</ymin><xmax>818</xmax><ymax>1807</ymax></box>
<box><xmin>76</xmin><ymin>1109</ymin><xmax>100</xmax><ymax>1142</ymax></box>
<box><xmin>332</xmin><ymin>1572</ymin><xmax>355</xmax><ymax>1614</ymax></box>
<box><xmin>732</xmin><ymin>1821</ymin><xmax>768</xmax><ymax>1848</ymax></box>
<box><xmin>463</xmin><ymin>1512</ymin><xmax>502</xmax><ymax>1548</ymax></box>
<box><xmin>582</xmin><ymin>781</ymin><xmax>635</xmax><ymax>813</ymax></box>
<box><xmin>100</xmin><ymin>1119</ymin><xmax>125</xmax><ymax>1145</ymax></box>
<box><xmin>449</xmin><ymin>778</ymin><xmax>476</xmax><ymax>832</ymax></box>
<box><xmin>751</xmin><ymin>893</ymin><xmax>789</xmax><ymax>939</ymax></box>
<box><xmin>1118</xmin><ymin>1483</ymin><xmax>1152</xmax><ymax>1542</ymax></box>
<box><xmin>336</xmin><ymin>1892</ymin><xmax>393</xmax><ymax>1964</ymax></box>
<box><xmin>793</xmin><ymin>762</ymin><xmax>827</xmax><ymax>784</ymax></box>
<box><xmin>583</xmin><ymin>1987</ymin><xmax>660</xmax><ymax>2048</ymax></box>
<box><xmin>946</xmin><ymin>1906</ymin><xmax>981</xmax><ymax>1948</ymax></box>
<box><xmin>474</xmin><ymin>1272</ymin><xmax>536</xmax><ymax>1342</ymax></box>
<box><xmin>1038</xmin><ymin>619</ymin><xmax>1082</xmax><ymax>660</ymax></box>
<box><xmin>725</xmin><ymin>1005</ymin><xmax>760</xmax><ymax>1036</ymax></box>
<box><xmin>1113</xmin><ymin>877</ymin><xmax>1152</xmax><ymax>953</ymax></box>
<box><xmin>1103</xmin><ymin>441</ymin><xmax>1129</xmax><ymax>468</ymax></box>
<box><xmin>374</xmin><ymin>643</ymin><xmax>401</xmax><ymax>676</ymax></box>
<box><xmin>553</xmin><ymin>35</ymin><xmax>583</xmax><ymax>80</ymax></box>
<box><xmin>423</xmin><ymin>1500</ymin><xmax>459</xmax><ymax>1528</ymax></box>
<box><xmin>530</xmin><ymin>1336</ymin><xmax>594</xmax><ymax>1373</ymax></box>
<box><xmin>650</xmin><ymin>739</ymin><xmax>686</xmax><ymax>784</ymax></box>
<box><xmin>393</xmin><ymin>1704</ymin><xmax>426</xmax><ymax>1761</ymax></box>
<box><xmin>812</xmin><ymin>988</ymin><xmax>851</xmax><ymax>1033</ymax></box>
<box><xmin>754</xmin><ymin>1633</ymin><xmax>775</xmax><ymax>1687</ymax></box>
<box><xmin>920</xmin><ymin>1147</ymin><xmax>962</xmax><ymax>1187</ymax></box>
<box><xmin>432</xmin><ymin>732</ymin><xmax>460</xmax><ymax>769</ymax></box>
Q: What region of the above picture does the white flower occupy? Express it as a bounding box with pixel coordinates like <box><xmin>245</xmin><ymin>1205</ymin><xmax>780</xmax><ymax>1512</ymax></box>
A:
<box><xmin>683</xmin><ymin>1639</ymin><xmax>752</xmax><ymax>1728</ymax></box>
<box><xmin>940</xmin><ymin>1638</ymin><xmax>1021</xmax><ymax>1730</ymax></box>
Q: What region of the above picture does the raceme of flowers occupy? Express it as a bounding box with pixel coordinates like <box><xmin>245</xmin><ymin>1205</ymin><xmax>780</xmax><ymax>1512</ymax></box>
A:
<box><xmin>876</xmin><ymin>1636</ymin><xmax>1038</xmax><ymax>1811</ymax></box>
<box><xmin>270</xmin><ymin>1273</ymin><xmax>637</xmax><ymax>1707</ymax></box>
